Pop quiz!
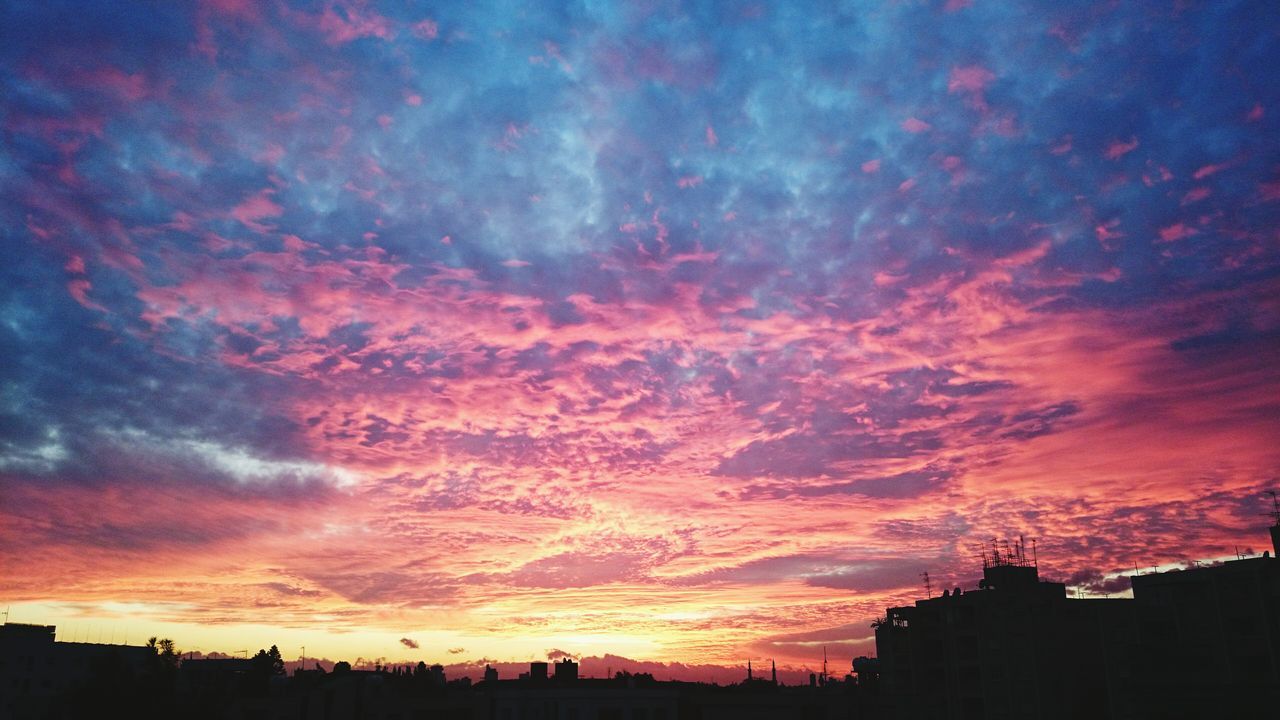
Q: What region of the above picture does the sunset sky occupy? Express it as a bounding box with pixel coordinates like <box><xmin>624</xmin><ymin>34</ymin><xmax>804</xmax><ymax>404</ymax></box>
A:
<box><xmin>2</xmin><ymin>0</ymin><xmax>1278</xmax><ymax>678</ymax></box>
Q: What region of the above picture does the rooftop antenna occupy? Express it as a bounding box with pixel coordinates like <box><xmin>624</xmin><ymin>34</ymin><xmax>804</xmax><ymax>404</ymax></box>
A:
<box><xmin>1265</xmin><ymin>491</ymin><xmax>1280</xmax><ymax>526</ymax></box>
<box><xmin>822</xmin><ymin>646</ymin><xmax>828</xmax><ymax>681</ymax></box>
<box><xmin>1031</xmin><ymin>538</ymin><xmax>1038</xmax><ymax>567</ymax></box>
<box><xmin>921</xmin><ymin>571</ymin><xmax>932</xmax><ymax>599</ymax></box>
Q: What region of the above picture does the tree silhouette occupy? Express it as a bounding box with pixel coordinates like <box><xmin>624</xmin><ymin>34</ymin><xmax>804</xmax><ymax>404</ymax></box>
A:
<box><xmin>146</xmin><ymin>636</ymin><xmax>179</xmax><ymax>668</ymax></box>
<box><xmin>251</xmin><ymin>645</ymin><xmax>286</xmax><ymax>676</ymax></box>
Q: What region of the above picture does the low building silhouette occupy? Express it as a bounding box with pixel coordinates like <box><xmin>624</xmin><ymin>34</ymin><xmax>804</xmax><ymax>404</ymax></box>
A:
<box><xmin>177</xmin><ymin>657</ymin><xmax>255</xmax><ymax>701</ymax></box>
<box><xmin>0</xmin><ymin>623</ymin><xmax>155</xmax><ymax>720</ymax></box>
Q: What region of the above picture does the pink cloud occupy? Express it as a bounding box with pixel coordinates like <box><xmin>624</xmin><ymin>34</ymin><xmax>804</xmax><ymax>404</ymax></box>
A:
<box><xmin>861</xmin><ymin>159</ymin><xmax>881</xmax><ymax>174</ymax></box>
<box><xmin>316</xmin><ymin>5</ymin><xmax>395</xmax><ymax>45</ymax></box>
<box><xmin>67</xmin><ymin>279</ymin><xmax>107</xmax><ymax>312</ymax></box>
<box><xmin>1181</xmin><ymin>187</ymin><xmax>1211</xmax><ymax>205</ymax></box>
<box><xmin>1192</xmin><ymin>162</ymin><xmax>1230</xmax><ymax>180</ymax></box>
<box><xmin>1157</xmin><ymin>222</ymin><xmax>1195</xmax><ymax>242</ymax></box>
<box><xmin>255</xmin><ymin>143</ymin><xmax>286</xmax><ymax>165</ymax></box>
<box><xmin>230</xmin><ymin>189</ymin><xmax>284</xmax><ymax>233</ymax></box>
<box><xmin>1094</xmin><ymin>220</ymin><xmax>1124</xmax><ymax>245</ymax></box>
<box><xmin>947</xmin><ymin>65</ymin><xmax>995</xmax><ymax>94</ymax></box>
<box><xmin>411</xmin><ymin>19</ymin><xmax>439</xmax><ymax>40</ymax></box>
<box><xmin>1105</xmin><ymin>137</ymin><xmax>1139</xmax><ymax>160</ymax></box>
<box><xmin>901</xmin><ymin>117</ymin><xmax>932</xmax><ymax>134</ymax></box>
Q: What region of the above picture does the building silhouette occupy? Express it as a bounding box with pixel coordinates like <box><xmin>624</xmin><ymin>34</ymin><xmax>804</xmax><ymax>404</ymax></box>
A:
<box><xmin>874</xmin><ymin>513</ymin><xmax>1280</xmax><ymax>720</ymax></box>
<box><xmin>554</xmin><ymin>658</ymin><xmax>578</xmax><ymax>682</ymax></box>
<box><xmin>1126</xmin><ymin>523</ymin><xmax>1280</xmax><ymax>717</ymax></box>
<box><xmin>874</xmin><ymin>539</ymin><xmax>1134</xmax><ymax>719</ymax></box>
<box><xmin>0</xmin><ymin>623</ymin><xmax>154</xmax><ymax>719</ymax></box>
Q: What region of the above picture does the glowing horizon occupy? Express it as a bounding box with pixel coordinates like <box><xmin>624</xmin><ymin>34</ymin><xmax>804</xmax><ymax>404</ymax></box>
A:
<box><xmin>2</xmin><ymin>1</ymin><xmax>1278</xmax><ymax>679</ymax></box>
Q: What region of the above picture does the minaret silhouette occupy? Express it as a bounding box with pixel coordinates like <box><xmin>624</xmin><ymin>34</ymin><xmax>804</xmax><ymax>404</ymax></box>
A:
<box><xmin>771</xmin><ymin>660</ymin><xmax>777</xmax><ymax>685</ymax></box>
<box><xmin>747</xmin><ymin>660</ymin><xmax>753</xmax><ymax>681</ymax></box>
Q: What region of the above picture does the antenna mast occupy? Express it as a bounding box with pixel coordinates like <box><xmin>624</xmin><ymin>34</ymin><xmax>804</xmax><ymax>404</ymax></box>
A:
<box><xmin>921</xmin><ymin>571</ymin><xmax>932</xmax><ymax>599</ymax></box>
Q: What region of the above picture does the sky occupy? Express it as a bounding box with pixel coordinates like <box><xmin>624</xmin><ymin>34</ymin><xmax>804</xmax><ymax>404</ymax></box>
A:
<box><xmin>1</xmin><ymin>0</ymin><xmax>1278</xmax><ymax>679</ymax></box>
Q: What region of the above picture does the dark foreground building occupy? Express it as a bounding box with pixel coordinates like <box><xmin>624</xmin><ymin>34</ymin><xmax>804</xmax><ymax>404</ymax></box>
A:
<box><xmin>875</xmin><ymin>522</ymin><xmax>1280</xmax><ymax>720</ymax></box>
<box><xmin>0</xmin><ymin>623</ymin><xmax>156</xmax><ymax>719</ymax></box>
<box><xmin>1128</xmin><ymin>547</ymin><xmax>1280</xmax><ymax>717</ymax></box>
<box><xmin>874</xmin><ymin>542</ymin><xmax>1135</xmax><ymax>719</ymax></box>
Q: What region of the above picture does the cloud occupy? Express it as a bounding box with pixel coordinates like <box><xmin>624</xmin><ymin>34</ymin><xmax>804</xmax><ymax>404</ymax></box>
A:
<box><xmin>1</xmin><ymin>0</ymin><xmax>1277</xmax><ymax>675</ymax></box>
<box><xmin>400</xmin><ymin>638</ymin><xmax>420</xmax><ymax>649</ymax></box>
<box><xmin>901</xmin><ymin>117</ymin><xmax>932</xmax><ymax>133</ymax></box>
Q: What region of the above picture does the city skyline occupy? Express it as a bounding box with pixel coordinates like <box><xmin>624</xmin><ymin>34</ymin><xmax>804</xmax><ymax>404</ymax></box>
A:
<box><xmin>2</xmin><ymin>1</ymin><xmax>1278</xmax><ymax>678</ymax></box>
